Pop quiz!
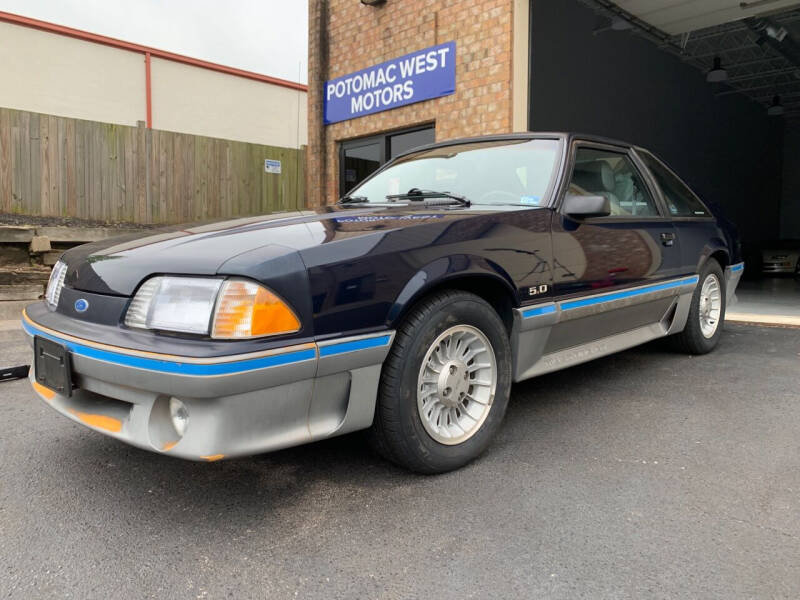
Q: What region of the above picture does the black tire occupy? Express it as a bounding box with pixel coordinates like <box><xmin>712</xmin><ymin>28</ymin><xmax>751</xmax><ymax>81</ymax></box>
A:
<box><xmin>672</xmin><ymin>258</ymin><xmax>726</xmax><ymax>355</ymax></box>
<box><xmin>368</xmin><ymin>290</ymin><xmax>512</xmax><ymax>474</ymax></box>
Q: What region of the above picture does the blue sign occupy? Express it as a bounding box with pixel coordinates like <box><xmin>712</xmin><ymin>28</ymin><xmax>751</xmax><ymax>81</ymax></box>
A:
<box><xmin>324</xmin><ymin>41</ymin><xmax>456</xmax><ymax>125</ymax></box>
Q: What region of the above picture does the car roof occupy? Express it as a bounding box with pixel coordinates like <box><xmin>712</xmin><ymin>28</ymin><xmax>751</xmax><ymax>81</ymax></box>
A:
<box><xmin>390</xmin><ymin>132</ymin><xmax>638</xmax><ymax>160</ymax></box>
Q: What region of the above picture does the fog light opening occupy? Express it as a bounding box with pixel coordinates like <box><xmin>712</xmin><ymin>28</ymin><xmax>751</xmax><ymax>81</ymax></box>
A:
<box><xmin>169</xmin><ymin>397</ymin><xmax>189</xmax><ymax>438</ymax></box>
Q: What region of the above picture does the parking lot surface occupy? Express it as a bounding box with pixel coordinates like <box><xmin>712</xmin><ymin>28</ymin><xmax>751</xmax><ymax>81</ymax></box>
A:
<box><xmin>1</xmin><ymin>323</ymin><xmax>799</xmax><ymax>599</ymax></box>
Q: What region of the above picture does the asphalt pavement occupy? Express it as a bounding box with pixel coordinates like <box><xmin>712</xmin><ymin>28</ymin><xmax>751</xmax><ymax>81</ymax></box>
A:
<box><xmin>1</xmin><ymin>323</ymin><xmax>799</xmax><ymax>599</ymax></box>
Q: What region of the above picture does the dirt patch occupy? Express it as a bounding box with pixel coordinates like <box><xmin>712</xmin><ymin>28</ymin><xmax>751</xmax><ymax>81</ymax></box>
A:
<box><xmin>0</xmin><ymin>213</ymin><xmax>154</xmax><ymax>230</ymax></box>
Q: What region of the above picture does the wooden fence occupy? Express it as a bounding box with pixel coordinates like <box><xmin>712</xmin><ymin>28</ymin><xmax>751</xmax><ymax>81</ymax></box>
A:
<box><xmin>0</xmin><ymin>107</ymin><xmax>305</xmax><ymax>224</ymax></box>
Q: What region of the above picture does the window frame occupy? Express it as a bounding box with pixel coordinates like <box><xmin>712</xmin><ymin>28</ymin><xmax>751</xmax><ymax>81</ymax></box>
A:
<box><xmin>632</xmin><ymin>147</ymin><xmax>715</xmax><ymax>221</ymax></box>
<box><xmin>338</xmin><ymin>124</ymin><xmax>435</xmax><ymax>197</ymax></box>
<box><xmin>556</xmin><ymin>140</ymin><xmax>669</xmax><ymax>222</ymax></box>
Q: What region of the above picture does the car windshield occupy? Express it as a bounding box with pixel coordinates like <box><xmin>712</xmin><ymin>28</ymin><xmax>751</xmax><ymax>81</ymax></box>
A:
<box><xmin>347</xmin><ymin>138</ymin><xmax>561</xmax><ymax>206</ymax></box>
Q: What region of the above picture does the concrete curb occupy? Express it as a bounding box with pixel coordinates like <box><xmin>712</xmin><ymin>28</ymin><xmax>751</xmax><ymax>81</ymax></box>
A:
<box><xmin>727</xmin><ymin>312</ymin><xmax>800</xmax><ymax>328</ymax></box>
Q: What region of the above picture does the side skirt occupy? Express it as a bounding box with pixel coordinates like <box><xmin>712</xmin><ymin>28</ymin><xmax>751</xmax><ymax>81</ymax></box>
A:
<box><xmin>512</xmin><ymin>279</ymin><xmax>696</xmax><ymax>383</ymax></box>
<box><xmin>517</xmin><ymin>321</ymin><xmax>666</xmax><ymax>380</ymax></box>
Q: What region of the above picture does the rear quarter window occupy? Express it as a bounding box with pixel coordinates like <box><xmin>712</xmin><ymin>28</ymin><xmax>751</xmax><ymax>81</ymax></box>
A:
<box><xmin>638</xmin><ymin>151</ymin><xmax>710</xmax><ymax>217</ymax></box>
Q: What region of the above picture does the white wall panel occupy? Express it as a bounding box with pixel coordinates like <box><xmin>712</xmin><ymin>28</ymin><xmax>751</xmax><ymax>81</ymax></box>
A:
<box><xmin>151</xmin><ymin>57</ymin><xmax>307</xmax><ymax>148</ymax></box>
<box><xmin>0</xmin><ymin>21</ymin><xmax>146</xmax><ymax>125</ymax></box>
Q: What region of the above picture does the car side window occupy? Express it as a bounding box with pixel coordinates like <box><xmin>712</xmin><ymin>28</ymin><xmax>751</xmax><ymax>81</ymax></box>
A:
<box><xmin>567</xmin><ymin>147</ymin><xmax>660</xmax><ymax>217</ymax></box>
<box><xmin>638</xmin><ymin>150</ymin><xmax>709</xmax><ymax>217</ymax></box>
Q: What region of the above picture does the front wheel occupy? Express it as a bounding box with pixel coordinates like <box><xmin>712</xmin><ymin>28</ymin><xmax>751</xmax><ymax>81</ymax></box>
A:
<box><xmin>672</xmin><ymin>258</ymin><xmax>725</xmax><ymax>355</ymax></box>
<box><xmin>368</xmin><ymin>290</ymin><xmax>512</xmax><ymax>474</ymax></box>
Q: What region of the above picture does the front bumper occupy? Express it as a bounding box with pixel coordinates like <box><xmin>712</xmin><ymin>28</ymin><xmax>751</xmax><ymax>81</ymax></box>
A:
<box><xmin>762</xmin><ymin>262</ymin><xmax>796</xmax><ymax>274</ymax></box>
<box><xmin>23</xmin><ymin>307</ymin><xmax>393</xmax><ymax>461</ymax></box>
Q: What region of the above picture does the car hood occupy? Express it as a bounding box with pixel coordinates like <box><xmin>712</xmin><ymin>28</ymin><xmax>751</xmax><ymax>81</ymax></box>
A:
<box><xmin>61</xmin><ymin>204</ymin><xmax>502</xmax><ymax>295</ymax></box>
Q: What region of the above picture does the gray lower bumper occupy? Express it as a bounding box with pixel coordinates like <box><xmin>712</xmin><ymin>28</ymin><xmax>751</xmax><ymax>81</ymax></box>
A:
<box><xmin>24</xmin><ymin>311</ymin><xmax>393</xmax><ymax>461</ymax></box>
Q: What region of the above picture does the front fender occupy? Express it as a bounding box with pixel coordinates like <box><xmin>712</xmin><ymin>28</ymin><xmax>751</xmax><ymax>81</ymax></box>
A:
<box><xmin>386</xmin><ymin>254</ymin><xmax>517</xmax><ymax>327</ymax></box>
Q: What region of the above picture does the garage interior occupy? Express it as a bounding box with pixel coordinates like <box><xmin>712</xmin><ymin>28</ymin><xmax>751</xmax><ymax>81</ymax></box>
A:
<box><xmin>530</xmin><ymin>0</ymin><xmax>800</xmax><ymax>324</ymax></box>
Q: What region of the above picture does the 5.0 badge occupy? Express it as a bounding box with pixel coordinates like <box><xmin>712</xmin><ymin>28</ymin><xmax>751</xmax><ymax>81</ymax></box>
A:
<box><xmin>528</xmin><ymin>284</ymin><xmax>549</xmax><ymax>296</ymax></box>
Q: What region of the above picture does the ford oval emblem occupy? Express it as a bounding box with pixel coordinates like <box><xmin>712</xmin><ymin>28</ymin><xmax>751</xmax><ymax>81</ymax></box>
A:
<box><xmin>74</xmin><ymin>299</ymin><xmax>89</xmax><ymax>313</ymax></box>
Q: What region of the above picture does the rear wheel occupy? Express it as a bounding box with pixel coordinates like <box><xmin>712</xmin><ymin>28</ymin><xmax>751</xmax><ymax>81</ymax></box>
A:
<box><xmin>673</xmin><ymin>258</ymin><xmax>725</xmax><ymax>355</ymax></box>
<box><xmin>368</xmin><ymin>290</ymin><xmax>512</xmax><ymax>474</ymax></box>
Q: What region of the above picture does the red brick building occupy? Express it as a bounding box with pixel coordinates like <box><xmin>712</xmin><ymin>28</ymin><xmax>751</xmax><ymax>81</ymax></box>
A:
<box><xmin>307</xmin><ymin>0</ymin><xmax>529</xmax><ymax>207</ymax></box>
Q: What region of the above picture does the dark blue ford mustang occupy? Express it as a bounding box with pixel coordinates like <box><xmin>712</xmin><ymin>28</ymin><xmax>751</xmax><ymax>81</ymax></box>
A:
<box><xmin>24</xmin><ymin>133</ymin><xmax>743</xmax><ymax>473</ymax></box>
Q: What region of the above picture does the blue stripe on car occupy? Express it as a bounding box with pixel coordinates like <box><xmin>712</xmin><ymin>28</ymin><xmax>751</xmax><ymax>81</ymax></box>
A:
<box><xmin>319</xmin><ymin>335</ymin><xmax>392</xmax><ymax>357</ymax></box>
<box><xmin>521</xmin><ymin>304</ymin><xmax>556</xmax><ymax>319</ymax></box>
<box><xmin>730</xmin><ymin>263</ymin><xmax>744</xmax><ymax>273</ymax></box>
<box><xmin>560</xmin><ymin>276</ymin><xmax>699</xmax><ymax>312</ymax></box>
<box><xmin>21</xmin><ymin>320</ymin><xmax>316</xmax><ymax>376</ymax></box>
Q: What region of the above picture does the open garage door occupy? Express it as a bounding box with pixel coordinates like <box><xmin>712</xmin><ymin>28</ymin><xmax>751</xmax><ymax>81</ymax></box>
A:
<box><xmin>530</xmin><ymin>0</ymin><xmax>800</xmax><ymax>326</ymax></box>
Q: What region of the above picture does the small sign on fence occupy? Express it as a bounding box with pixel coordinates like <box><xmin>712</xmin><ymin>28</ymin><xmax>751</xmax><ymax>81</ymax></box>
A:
<box><xmin>264</xmin><ymin>159</ymin><xmax>282</xmax><ymax>174</ymax></box>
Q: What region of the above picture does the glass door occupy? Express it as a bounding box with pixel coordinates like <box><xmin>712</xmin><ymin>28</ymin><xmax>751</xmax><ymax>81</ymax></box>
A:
<box><xmin>339</xmin><ymin>125</ymin><xmax>434</xmax><ymax>196</ymax></box>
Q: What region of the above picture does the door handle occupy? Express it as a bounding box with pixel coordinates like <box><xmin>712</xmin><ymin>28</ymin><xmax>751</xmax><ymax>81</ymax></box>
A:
<box><xmin>660</xmin><ymin>232</ymin><xmax>676</xmax><ymax>247</ymax></box>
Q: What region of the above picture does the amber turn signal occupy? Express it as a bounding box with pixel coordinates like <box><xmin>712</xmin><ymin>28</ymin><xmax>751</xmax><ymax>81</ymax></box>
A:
<box><xmin>212</xmin><ymin>280</ymin><xmax>300</xmax><ymax>339</ymax></box>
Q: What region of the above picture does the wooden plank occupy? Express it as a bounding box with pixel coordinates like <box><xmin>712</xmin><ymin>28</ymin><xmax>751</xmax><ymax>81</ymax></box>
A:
<box><xmin>0</xmin><ymin>226</ymin><xmax>34</xmax><ymax>242</ymax></box>
<box><xmin>0</xmin><ymin>109</ymin><xmax>12</xmax><ymax>212</ymax></box>
<box><xmin>10</xmin><ymin>111</ymin><xmax>23</xmax><ymax>213</ymax></box>
<box><xmin>88</xmin><ymin>122</ymin><xmax>105</xmax><ymax>221</ymax></box>
<box><xmin>65</xmin><ymin>118</ymin><xmax>77</xmax><ymax>217</ymax></box>
<box><xmin>160</xmin><ymin>130</ymin><xmax>169</xmax><ymax>223</ymax></box>
<box><xmin>137</xmin><ymin>128</ymin><xmax>144</xmax><ymax>223</ymax></box>
<box><xmin>0</xmin><ymin>268</ymin><xmax>51</xmax><ymax>284</ymax></box>
<box><xmin>224</xmin><ymin>143</ymin><xmax>232</xmax><ymax>218</ymax></box>
<box><xmin>0</xmin><ymin>284</ymin><xmax>44</xmax><ymax>301</ymax></box>
<box><xmin>115</xmin><ymin>125</ymin><xmax>125</xmax><ymax>221</ymax></box>
<box><xmin>96</xmin><ymin>122</ymin><xmax>105</xmax><ymax>220</ymax></box>
<box><xmin>185</xmin><ymin>134</ymin><xmax>195</xmax><ymax>222</ymax></box>
<box><xmin>18</xmin><ymin>111</ymin><xmax>31</xmax><ymax>213</ymax></box>
<box><xmin>123</xmin><ymin>127</ymin><xmax>134</xmax><ymax>221</ymax></box>
<box><xmin>39</xmin><ymin>115</ymin><xmax>50</xmax><ymax>216</ymax></box>
<box><xmin>207</xmin><ymin>138</ymin><xmax>220</xmax><ymax>219</ymax></box>
<box><xmin>28</xmin><ymin>113</ymin><xmax>40</xmax><ymax>215</ymax></box>
<box><xmin>102</xmin><ymin>124</ymin><xmax>112</xmax><ymax>221</ymax></box>
<box><xmin>35</xmin><ymin>226</ymin><xmax>130</xmax><ymax>242</ymax></box>
<box><xmin>48</xmin><ymin>115</ymin><xmax>59</xmax><ymax>215</ymax></box>
<box><xmin>57</xmin><ymin>117</ymin><xmax>67</xmax><ymax>216</ymax></box>
<box><xmin>75</xmin><ymin>119</ymin><xmax>86</xmax><ymax>220</ymax></box>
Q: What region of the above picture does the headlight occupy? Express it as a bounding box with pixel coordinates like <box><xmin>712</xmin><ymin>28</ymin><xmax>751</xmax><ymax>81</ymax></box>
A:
<box><xmin>45</xmin><ymin>260</ymin><xmax>68</xmax><ymax>308</ymax></box>
<box><xmin>124</xmin><ymin>276</ymin><xmax>300</xmax><ymax>338</ymax></box>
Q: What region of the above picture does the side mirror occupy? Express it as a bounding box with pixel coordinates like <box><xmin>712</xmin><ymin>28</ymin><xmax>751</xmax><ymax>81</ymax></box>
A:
<box><xmin>562</xmin><ymin>194</ymin><xmax>611</xmax><ymax>218</ymax></box>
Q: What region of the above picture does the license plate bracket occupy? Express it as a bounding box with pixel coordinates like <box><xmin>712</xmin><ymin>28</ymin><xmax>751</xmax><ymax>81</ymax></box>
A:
<box><xmin>34</xmin><ymin>336</ymin><xmax>73</xmax><ymax>397</ymax></box>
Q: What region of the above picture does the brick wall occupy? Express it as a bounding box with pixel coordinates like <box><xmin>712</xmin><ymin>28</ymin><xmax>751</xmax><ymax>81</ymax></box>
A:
<box><xmin>307</xmin><ymin>0</ymin><xmax>517</xmax><ymax>207</ymax></box>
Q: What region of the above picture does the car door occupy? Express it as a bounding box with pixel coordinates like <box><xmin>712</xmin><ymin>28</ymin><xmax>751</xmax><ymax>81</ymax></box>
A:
<box><xmin>547</xmin><ymin>141</ymin><xmax>683</xmax><ymax>352</ymax></box>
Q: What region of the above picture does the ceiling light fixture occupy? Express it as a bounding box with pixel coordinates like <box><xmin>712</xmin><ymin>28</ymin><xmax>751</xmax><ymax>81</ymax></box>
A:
<box><xmin>707</xmin><ymin>57</ymin><xmax>728</xmax><ymax>83</ymax></box>
<box><xmin>767</xmin><ymin>95</ymin><xmax>785</xmax><ymax>116</ymax></box>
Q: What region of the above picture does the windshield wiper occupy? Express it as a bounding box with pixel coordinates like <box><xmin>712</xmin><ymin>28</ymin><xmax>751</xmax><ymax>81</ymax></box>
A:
<box><xmin>337</xmin><ymin>195</ymin><xmax>369</xmax><ymax>205</ymax></box>
<box><xmin>385</xmin><ymin>188</ymin><xmax>471</xmax><ymax>207</ymax></box>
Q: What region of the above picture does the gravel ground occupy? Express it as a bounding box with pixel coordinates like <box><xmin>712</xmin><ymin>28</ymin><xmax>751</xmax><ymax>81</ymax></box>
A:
<box><xmin>1</xmin><ymin>324</ymin><xmax>798</xmax><ymax>599</ymax></box>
